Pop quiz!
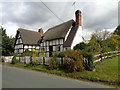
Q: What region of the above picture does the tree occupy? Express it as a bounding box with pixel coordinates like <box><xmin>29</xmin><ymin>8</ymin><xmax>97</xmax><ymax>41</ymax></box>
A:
<box><xmin>106</xmin><ymin>34</ymin><xmax>120</xmax><ymax>51</ymax></box>
<box><xmin>74</xmin><ymin>42</ymin><xmax>88</xmax><ymax>50</ymax></box>
<box><xmin>87</xmin><ymin>34</ymin><xmax>102</xmax><ymax>54</ymax></box>
<box><xmin>0</xmin><ymin>26</ymin><xmax>15</xmax><ymax>56</ymax></box>
<box><xmin>92</xmin><ymin>30</ymin><xmax>111</xmax><ymax>40</ymax></box>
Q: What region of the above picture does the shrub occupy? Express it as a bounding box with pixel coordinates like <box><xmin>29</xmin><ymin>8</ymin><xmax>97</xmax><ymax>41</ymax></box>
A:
<box><xmin>49</xmin><ymin>52</ymin><xmax>59</xmax><ymax>70</ymax></box>
<box><xmin>62</xmin><ymin>50</ymin><xmax>85</xmax><ymax>72</ymax></box>
<box><xmin>74</xmin><ymin>42</ymin><xmax>88</xmax><ymax>50</ymax></box>
<box><xmin>11</xmin><ymin>55</ymin><xmax>19</xmax><ymax>64</ymax></box>
<box><xmin>49</xmin><ymin>57</ymin><xmax>59</xmax><ymax>70</ymax></box>
<box><xmin>64</xmin><ymin>57</ymin><xmax>84</xmax><ymax>72</ymax></box>
<box><xmin>83</xmin><ymin>52</ymin><xmax>94</xmax><ymax>71</ymax></box>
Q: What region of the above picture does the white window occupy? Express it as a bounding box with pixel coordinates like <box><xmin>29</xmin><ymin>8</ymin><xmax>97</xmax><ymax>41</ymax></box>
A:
<box><xmin>46</xmin><ymin>41</ymin><xmax>49</xmax><ymax>46</ymax></box>
<box><xmin>56</xmin><ymin>40</ymin><xmax>59</xmax><ymax>45</ymax></box>
<box><xmin>60</xmin><ymin>39</ymin><xmax>63</xmax><ymax>44</ymax></box>
<box><xmin>36</xmin><ymin>46</ymin><xmax>39</xmax><ymax>49</ymax></box>
<box><xmin>41</xmin><ymin>43</ymin><xmax>43</xmax><ymax>46</ymax></box>
<box><xmin>44</xmin><ymin>42</ymin><xmax>46</xmax><ymax>46</ymax></box>
<box><xmin>16</xmin><ymin>44</ymin><xmax>23</xmax><ymax>48</ymax></box>
<box><xmin>24</xmin><ymin>45</ymin><xmax>28</xmax><ymax>48</ymax></box>
<box><xmin>50</xmin><ymin>41</ymin><xmax>52</xmax><ymax>45</ymax></box>
<box><xmin>32</xmin><ymin>46</ymin><xmax>35</xmax><ymax>49</ymax></box>
<box><xmin>53</xmin><ymin>40</ymin><xmax>55</xmax><ymax>45</ymax></box>
<box><xmin>56</xmin><ymin>45</ymin><xmax>60</xmax><ymax>51</ymax></box>
<box><xmin>29</xmin><ymin>46</ymin><xmax>32</xmax><ymax>48</ymax></box>
<box><xmin>47</xmin><ymin>47</ymin><xmax>49</xmax><ymax>51</ymax></box>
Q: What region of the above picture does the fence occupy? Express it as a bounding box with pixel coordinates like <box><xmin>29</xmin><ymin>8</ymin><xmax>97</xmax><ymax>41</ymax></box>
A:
<box><xmin>2</xmin><ymin>56</ymin><xmax>13</xmax><ymax>63</ymax></box>
<box><xmin>3</xmin><ymin>51</ymin><xmax>119</xmax><ymax>64</ymax></box>
<box><xmin>15</xmin><ymin>56</ymin><xmax>68</xmax><ymax>65</ymax></box>
<box><xmin>94</xmin><ymin>51</ymin><xmax>120</xmax><ymax>63</ymax></box>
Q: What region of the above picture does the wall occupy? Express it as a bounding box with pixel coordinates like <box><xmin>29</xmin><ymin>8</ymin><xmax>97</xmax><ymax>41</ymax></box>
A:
<box><xmin>40</xmin><ymin>39</ymin><xmax>64</xmax><ymax>57</ymax></box>
<box><xmin>71</xmin><ymin>26</ymin><xmax>83</xmax><ymax>49</ymax></box>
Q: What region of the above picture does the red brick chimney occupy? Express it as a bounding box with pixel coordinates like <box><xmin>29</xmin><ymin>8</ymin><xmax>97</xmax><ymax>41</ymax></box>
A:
<box><xmin>75</xmin><ymin>10</ymin><xmax>82</xmax><ymax>26</ymax></box>
<box><xmin>38</xmin><ymin>28</ymin><xmax>44</xmax><ymax>36</ymax></box>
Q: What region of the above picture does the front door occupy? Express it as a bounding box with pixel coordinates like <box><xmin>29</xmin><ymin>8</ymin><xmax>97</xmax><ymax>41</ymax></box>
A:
<box><xmin>49</xmin><ymin>46</ymin><xmax>53</xmax><ymax>57</ymax></box>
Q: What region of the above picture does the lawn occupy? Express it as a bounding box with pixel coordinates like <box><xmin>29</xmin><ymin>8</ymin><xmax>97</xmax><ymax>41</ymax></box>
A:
<box><xmin>3</xmin><ymin>56</ymin><xmax>119</xmax><ymax>87</ymax></box>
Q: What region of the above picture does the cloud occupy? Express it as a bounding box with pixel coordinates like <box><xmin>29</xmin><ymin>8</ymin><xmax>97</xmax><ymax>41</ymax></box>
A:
<box><xmin>1</xmin><ymin>1</ymin><xmax>119</xmax><ymax>39</ymax></box>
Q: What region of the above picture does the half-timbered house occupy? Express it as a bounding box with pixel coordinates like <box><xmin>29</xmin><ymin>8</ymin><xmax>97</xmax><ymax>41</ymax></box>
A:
<box><xmin>14</xmin><ymin>10</ymin><xmax>83</xmax><ymax>56</ymax></box>
<box><xmin>14</xmin><ymin>28</ymin><xmax>41</xmax><ymax>54</ymax></box>
<box><xmin>39</xmin><ymin>10</ymin><xmax>83</xmax><ymax>57</ymax></box>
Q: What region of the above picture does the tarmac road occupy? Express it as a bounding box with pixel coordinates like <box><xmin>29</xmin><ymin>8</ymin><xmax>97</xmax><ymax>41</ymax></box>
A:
<box><xmin>2</xmin><ymin>65</ymin><xmax>112</xmax><ymax>88</ymax></box>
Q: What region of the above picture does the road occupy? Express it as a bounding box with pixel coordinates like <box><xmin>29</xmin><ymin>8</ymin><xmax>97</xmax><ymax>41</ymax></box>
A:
<box><xmin>2</xmin><ymin>65</ymin><xmax>112</xmax><ymax>88</ymax></box>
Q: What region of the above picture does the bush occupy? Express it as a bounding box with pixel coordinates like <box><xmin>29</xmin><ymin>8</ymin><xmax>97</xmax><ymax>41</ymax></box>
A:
<box><xmin>11</xmin><ymin>55</ymin><xmax>19</xmax><ymax>64</ymax></box>
<box><xmin>49</xmin><ymin>52</ymin><xmax>59</xmax><ymax>70</ymax></box>
<box><xmin>64</xmin><ymin>57</ymin><xmax>84</xmax><ymax>72</ymax></box>
<box><xmin>74</xmin><ymin>42</ymin><xmax>88</xmax><ymax>50</ymax></box>
<box><xmin>83</xmin><ymin>52</ymin><xmax>94</xmax><ymax>71</ymax></box>
<box><xmin>49</xmin><ymin>57</ymin><xmax>59</xmax><ymax>70</ymax></box>
<box><xmin>61</xmin><ymin>50</ymin><xmax>85</xmax><ymax>72</ymax></box>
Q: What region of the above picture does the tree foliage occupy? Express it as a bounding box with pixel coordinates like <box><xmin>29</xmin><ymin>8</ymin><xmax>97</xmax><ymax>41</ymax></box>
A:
<box><xmin>74</xmin><ymin>42</ymin><xmax>88</xmax><ymax>50</ymax></box>
<box><xmin>1</xmin><ymin>26</ymin><xmax>15</xmax><ymax>56</ymax></box>
<box><xmin>92</xmin><ymin>30</ymin><xmax>111</xmax><ymax>40</ymax></box>
<box><xmin>74</xmin><ymin>29</ymin><xmax>120</xmax><ymax>54</ymax></box>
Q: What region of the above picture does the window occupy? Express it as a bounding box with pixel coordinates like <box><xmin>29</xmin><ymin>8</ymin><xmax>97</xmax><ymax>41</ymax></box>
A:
<box><xmin>56</xmin><ymin>40</ymin><xmax>59</xmax><ymax>45</ymax></box>
<box><xmin>56</xmin><ymin>45</ymin><xmax>60</xmax><ymax>51</ymax></box>
<box><xmin>36</xmin><ymin>46</ymin><xmax>39</xmax><ymax>49</ymax></box>
<box><xmin>60</xmin><ymin>39</ymin><xmax>63</xmax><ymax>44</ymax></box>
<box><xmin>50</xmin><ymin>41</ymin><xmax>52</xmax><ymax>45</ymax></box>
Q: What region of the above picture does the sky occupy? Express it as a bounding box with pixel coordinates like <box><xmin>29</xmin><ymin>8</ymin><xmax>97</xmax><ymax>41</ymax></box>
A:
<box><xmin>0</xmin><ymin>0</ymin><xmax>119</xmax><ymax>40</ymax></box>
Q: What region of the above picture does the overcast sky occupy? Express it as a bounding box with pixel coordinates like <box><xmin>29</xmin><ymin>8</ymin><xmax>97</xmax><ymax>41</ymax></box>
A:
<box><xmin>0</xmin><ymin>0</ymin><xmax>119</xmax><ymax>40</ymax></box>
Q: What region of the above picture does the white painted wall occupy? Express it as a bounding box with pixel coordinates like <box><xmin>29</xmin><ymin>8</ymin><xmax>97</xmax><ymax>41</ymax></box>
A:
<box><xmin>15</xmin><ymin>44</ymin><xmax>23</xmax><ymax>49</ymax></box>
<box><xmin>71</xmin><ymin>26</ymin><xmax>83</xmax><ymax>49</ymax></box>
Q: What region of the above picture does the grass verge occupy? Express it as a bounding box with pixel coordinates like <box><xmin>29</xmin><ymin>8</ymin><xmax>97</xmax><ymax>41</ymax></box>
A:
<box><xmin>2</xmin><ymin>56</ymin><xmax>119</xmax><ymax>87</ymax></box>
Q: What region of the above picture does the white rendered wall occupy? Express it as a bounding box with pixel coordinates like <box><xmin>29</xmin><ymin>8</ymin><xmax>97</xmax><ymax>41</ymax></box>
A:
<box><xmin>71</xmin><ymin>26</ymin><xmax>83</xmax><ymax>49</ymax></box>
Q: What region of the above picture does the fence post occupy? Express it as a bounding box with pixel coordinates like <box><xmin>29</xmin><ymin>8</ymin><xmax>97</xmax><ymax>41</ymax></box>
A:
<box><xmin>43</xmin><ymin>57</ymin><xmax>45</xmax><ymax>65</ymax></box>
<box><xmin>61</xmin><ymin>57</ymin><xmax>63</xmax><ymax>65</ymax></box>
<box><xmin>19</xmin><ymin>57</ymin><xmax>20</xmax><ymax>63</ymax></box>
<box><xmin>24</xmin><ymin>57</ymin><xmax>26</xmax><ymax>64</ymax></box>
<box><xmin>99</xmin><ymin>53</ymin><xmax>102</xmax><ymax>61</ymax></box>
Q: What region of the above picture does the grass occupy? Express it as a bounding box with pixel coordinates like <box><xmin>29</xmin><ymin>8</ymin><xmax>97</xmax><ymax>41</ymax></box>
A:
<box><xmin>2</xmin><ymin>56</ymin><xmax>119</xmax><ymax>87</ymax></box>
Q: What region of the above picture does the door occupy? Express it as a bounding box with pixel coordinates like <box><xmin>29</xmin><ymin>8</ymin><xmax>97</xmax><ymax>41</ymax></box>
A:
<box><xmin>49</xmin><ymin>46</ymin><xmax>53</xmax><ymax>57</ymax></box>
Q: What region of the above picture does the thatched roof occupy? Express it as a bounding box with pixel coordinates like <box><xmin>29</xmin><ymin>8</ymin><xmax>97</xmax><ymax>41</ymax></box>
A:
<box><xmin>17</xmin><ymin>28</ymin><xmax>41</xmax><ymax>45</ymax></box>
<box><xmin>63</xmin><ymin>26</ymin><xmax>79</xmax><ymax>47</ymax></box>
<box><xmin>43</xmin><ymin>19</ymin><xmax>75</xmax><ymax>41</ymax></box>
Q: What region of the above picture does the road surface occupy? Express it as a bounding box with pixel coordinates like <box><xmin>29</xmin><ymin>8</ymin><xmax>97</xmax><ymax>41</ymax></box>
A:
<box><xmin>2</xmin><ymin>65</ymin><xmax>112</xmax><ymax>88</ymax></box>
